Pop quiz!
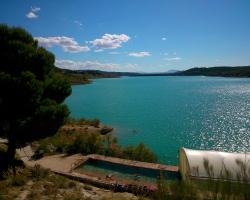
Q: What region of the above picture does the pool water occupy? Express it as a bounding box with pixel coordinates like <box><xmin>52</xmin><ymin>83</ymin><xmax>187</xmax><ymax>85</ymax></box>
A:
<box><xmin>77</xmin><ymin>159</ymin><xmax>179</xmax><ymax>183</ymax></box>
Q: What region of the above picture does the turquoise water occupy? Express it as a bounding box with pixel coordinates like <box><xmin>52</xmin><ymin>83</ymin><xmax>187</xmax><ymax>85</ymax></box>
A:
<box><xmin>65</xmin><ymin>76</ymin><xmax>250</xmax><ymax>165</ymax></box>
<box><xmin>78</xmin><ymin>159</ymin><xmax>179</xmax><ymax>183</ymax></box>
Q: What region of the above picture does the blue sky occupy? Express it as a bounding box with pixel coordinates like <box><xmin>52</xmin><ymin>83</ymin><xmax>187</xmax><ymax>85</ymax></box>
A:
<box><xmin>1</xmin><ymin>0</ymin><xmax>250</xmax><ymax>72</ymax></box>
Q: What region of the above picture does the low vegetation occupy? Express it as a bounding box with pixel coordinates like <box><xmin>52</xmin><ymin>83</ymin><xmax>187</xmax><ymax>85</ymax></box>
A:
<box><xmin>54</xmin><ymin>68</ymin><xmax>91</xmax><ymax>85</ymax></box>
<box><xmin>55</xmin><ymin>65</ymin><xmax>250</xmax><ymax>80</ymax></box>
<box><xmin>1</xmin><ymin>136</ymin><xmax>249</xmax><ymax>199</ymax></box>
<box><xmin>34</xmin><ymin>118</ymin><xmax>157</xmax><ymax>163</ymax></box>
<box><xmin>0</xmin><ymin>166</ymin><xmax>139</xmax><ymax>200</ymax></box>
<box><xmin>152</xmin><ymin>157</ymin><xmax>250</xmax><ymax>200</ymax></box>
<box><xmin>54</xmin><ymin>67</ymin><xmax>121</xmax><ymax>85</ymax></box>
<box><xmin>66</xmin><ymin>118</ymin><xmax>101</xmax><ymax>127</ymax></box>
<box><xmin>152</xmin><ymin>175</ymin><xmax>250</xmax><ymax>200</ymax></box>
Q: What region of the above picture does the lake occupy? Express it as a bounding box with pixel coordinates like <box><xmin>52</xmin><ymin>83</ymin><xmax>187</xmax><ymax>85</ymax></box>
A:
<box><xmin>65</xmin><ymin>76</ymin><xmax>250</xmax><ymax>165</ymax></box>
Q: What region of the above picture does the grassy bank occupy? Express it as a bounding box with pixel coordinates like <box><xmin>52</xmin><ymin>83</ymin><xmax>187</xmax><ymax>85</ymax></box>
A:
<box><xmin>54</xmin><ymin>68</ymin><xmax>120</xmax><ymax>85</ymax></box>
<box><xmin>1</xmin><ymin>118</ymin><xmax>249</xmax><ymax>200</ymax></box>
<box><xmin>34</xmin><ymin>118</ymin><xmax>157</xmax><ymax>163</ymax></box>
<box><xmin>152</xmin><ymin>175</ymin><xmax>250</xmax><ymax>200</ymax></box>
<box><xmin>1</xmin><ymin>165</ymin><xmax>249</xmax><ymax>200</ymax></box>
<box><xmin>0</xmin><ymin>165</ymin><xmax>141</xmax><ymax>200</ymax></box>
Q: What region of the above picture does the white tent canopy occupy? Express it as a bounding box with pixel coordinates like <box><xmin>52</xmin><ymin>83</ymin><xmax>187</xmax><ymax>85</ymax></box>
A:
<box><xmin>179</xmin><ymin>148</ymin><xmax>250</xmax><ymax>181</ymax></box>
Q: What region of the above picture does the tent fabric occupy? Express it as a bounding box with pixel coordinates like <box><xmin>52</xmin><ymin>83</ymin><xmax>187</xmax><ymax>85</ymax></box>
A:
<box><xmin>179</xmin><ymin>148</ymin><xmax>250</xmax><ymax>181</ymax></box>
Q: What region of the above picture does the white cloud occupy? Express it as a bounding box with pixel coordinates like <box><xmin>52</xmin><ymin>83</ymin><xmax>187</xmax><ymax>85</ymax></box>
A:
<box><xmin>62</xmin><ymin>45</ymin><xmax>89</xmax><ymax>53</ymax></box>
<box><xmin>91</xmin><ymin>34</ymin><xmax>130</xmax><ymax>50</ymax></box>
<box><xmin>94</xmin><ymin>49</ymin><xmax>104</xmax><ymax>53</ymax></box>
<box><xmin>26</xmin><ymin>6</ymin><xmax>40</xmax><ymax>19</ymax></box>
<box><xmin>164</xmin><ymin>57</ymin><xmax>182</xmax><ymax>61</ymax></box>
<box><xmin>31</xmin><ymin>7</ymin><xmax>40</xmax><ymax>12</ymax></box>
<box><xmin>55</xmin><ymin>60</ymin><xmax>137</xmax><ymax>72</ymax></box>
<box><xmin>56</xmin><ymin>60</ymin><xmax>118</xmax><ymax>71</ymax></box>
<box><xmin>128</xmin><ymin>52</ymin><xmax>151</xmax><ymax>57</ymax></box>
<box><xmin>162</xmin><ymin>37</ymin><xmax>166</xmax><ymax>41</ymax></box>
<box><xmin>26</xmin><ymin>12</ymin><xmax>38</xmax><ymax>18</ymax></box>
<box><xmin>35</xmin><ymin>36</ymin><xmax>90</xmax><ymax>53</ymax></box>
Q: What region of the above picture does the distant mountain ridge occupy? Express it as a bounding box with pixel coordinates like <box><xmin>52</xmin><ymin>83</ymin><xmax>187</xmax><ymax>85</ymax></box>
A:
<box><xmin>165</xmin><ymin>69</ymin><xmax>180</xmax><ymax>74</ymax></box>
<box><xmin>55</xmin><ymin>66</ymin><xmax>250</xmax><ymax>84</ymax></box>
<box><xmin>176</xmin><ymin>66</ymin><xmax>250</xmax><ymax>77</ymax></box>
<box><xmin>55</xmin><ymin>68</ymin><xmax>181</xmax><ymax>77</ymax></box>
<box><xmin>55</xmin><ymin>67</ymin><xmax>142</xmax><ymax>77</ymax></box>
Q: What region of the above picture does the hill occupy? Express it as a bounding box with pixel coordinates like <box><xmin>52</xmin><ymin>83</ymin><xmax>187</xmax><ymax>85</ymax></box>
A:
<box><xmin>176</xmin><ymin>66</ymin><xmax>250</xmax><ymax>77</ymax></box>
<box><xmin>54</xmin><ymin>67</ymin><xmax>125</xmax><ymax>84</ymax></box>
<box><xmin>54</xmin><ymin>67</ymin><xmax>144</xmax><ymax>84</ymax></box>
<box><xmin>54</xmin><ymin>66</ymin><xmax>250</xmax><ymax>85</ymax></box>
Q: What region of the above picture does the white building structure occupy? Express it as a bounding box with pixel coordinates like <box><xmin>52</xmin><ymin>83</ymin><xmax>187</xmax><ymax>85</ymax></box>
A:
<box><xmin>179</xmin><ymin>148</ymin><xmax>250</xmax><ymax>182</ymax></box>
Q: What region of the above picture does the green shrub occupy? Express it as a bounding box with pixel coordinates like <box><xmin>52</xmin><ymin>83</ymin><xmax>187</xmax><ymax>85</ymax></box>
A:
<box><xmin>152</xmin><ymin>178</ymin><xmax>199</xmax><ymax>200</ymax></box>
<box><xmin>67</xmin><ymin>181</ymin><xmax>76</xmax><ymax>188</ymax></box>
<box><xmin>83</xmin><ymin>184</ymin><xmax>93</xmax><ymax>190</ymax></box>
<box><xmin>87</xmin><ymin>118</ymin><xmax>100</xmax><ymax>127</ymax></box>
<box><xmin>27</xmin><ymin>190</ymin><xmax>42</xmax><ymax>199</ymax></box>
<box><xmin>123</xmin><ymin>143</ymin><xmax>157</xmax><ymax>163</ymax></box>
<box><xmin>33</xmin><ymin>142</ymin><xmax>49</xmax><ymax>159</ymax></box>
<box><xmin>30</xmin><ymin>164</ymin><xmax>49</xmax><ymax>180</ymax></box>
<box><xmin>66</xmin><ymin>133</ymin><xmax>104</xmax><ymax>155</ymax></box>
<box><xmin>42</xmin><ymin>182</ymin><xmax>58</xmax><ymax>196</ymax></box>
<box><xmin>66</xmin><ymin>117</ymin><xmax>100</xmax><ymax>127</ymax></box>
<box><xmin>52</xmin><ymin>175</ymin><xmax>69</xmax><ymax>189</ymax></box>
<box><xmin>3</xmin><ymin>168</ymin><xmax>27</xmax><ymax>186</ymax></box>
<box><xmin>0</xmin><ymin>180</ymin><xmax>8</xmax><ymax>196</ymax></box>
<box><xmin>0</xmin><ymin>144</ymin><xmax>7</xmax><ymax>153</ymax></box>
<box><xmin>35</xmin><ymin>118</ymin><xmax>157</xmax><ymax>163</ymax></box>
<box><xmin>63</xmin><ymin>191</ymin><xmax>84</xmax><ymax>200</ymax></box>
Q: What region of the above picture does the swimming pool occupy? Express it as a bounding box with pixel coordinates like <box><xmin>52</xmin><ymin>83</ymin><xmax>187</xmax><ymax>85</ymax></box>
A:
<box><xmin>76</xmin><ymin>158</ymin><xmax>180</xmax><ymax>183</ymax></box>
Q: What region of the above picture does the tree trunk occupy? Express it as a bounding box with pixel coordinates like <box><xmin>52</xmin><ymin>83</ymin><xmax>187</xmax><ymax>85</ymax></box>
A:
<box><xmin>7</xmin><ymin>141</ymin><xmax>16</xmax><ymax>175</ymax></box>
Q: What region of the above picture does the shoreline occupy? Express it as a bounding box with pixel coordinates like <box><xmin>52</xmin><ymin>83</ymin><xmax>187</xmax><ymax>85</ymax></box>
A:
<box><xmin>69</xmin><ymin>75</ymin><xmax>250</xmax><ymax>86</ymax></box>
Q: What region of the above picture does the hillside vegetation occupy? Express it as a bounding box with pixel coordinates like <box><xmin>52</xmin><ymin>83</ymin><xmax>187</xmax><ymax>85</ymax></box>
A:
<box><xmin>176</xmin><ymin>66</ymin><xmax>250</xmax><ymax>77</ymax></box>
<box><xmin>55</xmin><ymin>66</ymin><xmax>250</xmax><ymax>82</ymax></box>
<box><xmin>34</xmin><ymin>118</ymin><xmax>157</xmax><ymax>163</ymax></box>
<box><xmin>54</xmin><ymin>68</ymin><xmax>121</xmax><ymax>84</ymax></box>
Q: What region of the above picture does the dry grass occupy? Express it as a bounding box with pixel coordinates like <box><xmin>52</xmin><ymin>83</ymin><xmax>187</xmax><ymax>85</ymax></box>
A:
<box><xmin>0</xmin><ymin>166</ymin><xmax>141</xmax><ymax>200</ymax></box>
